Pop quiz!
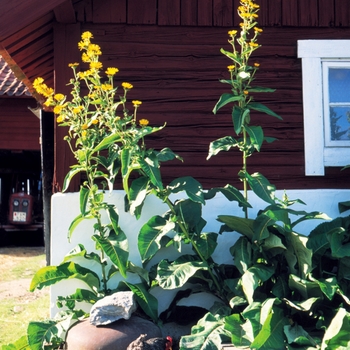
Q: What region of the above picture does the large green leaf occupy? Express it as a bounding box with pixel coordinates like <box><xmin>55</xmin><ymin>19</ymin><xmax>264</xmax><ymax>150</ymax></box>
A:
<box><xmin>128</xmin><ymin>176</ymin><xmax>149</xmax><ymax>218</ymax></box>
<box><xmin>232</xmin><ymin>105</ymin><xmax>246</xmax><ymax>135</ymax></box>
<box><xmin>217</xmin><ymin>215</ymin><xmax>255</xmax><ymax>240</ymax></box>
<box><xmin>180</xmin><ymin>312</ymin><xmax>230</xmax><ymax>350</ymax></box>
<box><xmin>205</xmin><ymin>184</ymin><xmax>251</xmax><ymax>210</ymax></box>
<box><xmin>57</xmin><ymin>288</ymin><xmax>99</xmax><ymax>309</ymax></box>
<box><xmin>248</xmin><ymin>101</ymin><xmax>282</xmax><ymax>120</ymax></box>
<box><xmin>92</xmin><ymin>229</ymin><xmax>129</xmax><ymax>278</ymax></box>
<box><xmin>2</xmin><ymin>336</ymin><xmax>30</xmax><ymax>350</ymax></box>
<box><xmin>79</xmin><ymin>186</ymin><xmax>90</xmax><ymax>215</ymax></box>
<box><xmin>250</xmin><ymin>306</ymin><xmax>287</xmax><ymax>350</ymax></box>
<box><xmin>193</xmin><ymin>232</ymin><xmax>218</xmax><ymax>260</ymax></box>
<box><xmin>225</xmin><ymin>313</ymin><xmax>252</xmax><ymax>347</ymax></box>
<box><xmin>173</xmin><ymin>199</ymin><xmax>203</xmax><ymax>231</ymax></box>
<box><xmin>253</xmin><ymin>213</ymin><xmax>274</xmax><ymax>242</ymax></box>
<box><xmin>339</xmin><ymin>200</ymin><xmax>350</xmax><ymax>214</ymax></box>
<box><xmin>328</xmin><ymin>227</ymin><xmax>350</xmax><ymax>258</ymax></box>
<box><xmin>244</xmin><ymin>172</ymin><xmax>276</xmax><ymax>205</ymax></box>
<box><xmin>212</xmin><ymin>93</ymin><xmax>242</xmax><ymax>114</ymax></box>
<box><xmin>156</xmin><ymin>259</ymin><xmax>209</xmax><ymax>289</ymax></box>
<box><xmin>121</xmin><ymin>148</ymin><xmax>131</xmax><ymax>178</ymax></box>
<box><xmin>156</xmin><ymin>147</ymin><xmax>183</xmax><ymax>162</ymax></box>
<box><xmin>288</xmin><ymin>275</ymin><xmax>322</xmax><ymax>300</ymax></box>
<box><xmin>62</xmin><ymin>167</ymin><xmax>83</xmax><ymax>192</ymax></box>
<box><xmin>230</xmin><ymin>236</ymin><xmax>252</xmax><ymax>274</ymax></box>
<box><xmin>322</xmin><ymin>308</ymin><xmax>350</xmax><ymax>350</ymax></box>
<box><xmin>67</xmin><ymin>212</ymin><xmax>94</xmax><ymax>242</ymax></box>
<box><xmin>245</xmin><ymin>125</ymin><xmax>264</xmax><ymax>152</ymax></box>
<box><xmin>207</xmin><ymin>136</ymin><xmax>238</xmax><ymax>159</ymax></box>
<box><xmin>138</xmin><ymin>215</ymin><xmax>175</xmax><ymax>261</ymax></box>
<box><xmin>123</xmin><ymin>282</ymin><xmax>159</xmax><ymax>323</ymax></box>
<box><xmin>139</xmin><ymin>153</ymin><xmax>163</xmax><ymax>190</ymax></box>
<box><xmin>241</xmin><ymin>265</ymin><xmax>275</xmax><ymax>304</ymax></box>
<box><xmin>93</xmin><ymin>133</ymin><xmax>122</xmax><ymax>152</ymax></box>
<box><xmin>248</xmin><ymin>86</ymin><xmax>276</xmax><ymax>93</ymax></box>
<box><xmin>284</xmin><ymin>324</ymin><xmax>318</xmax><ymax>347</ymax></box>
<box><xmin>285</xmin><ymin>231</ymin><xmax>312</xmax><ymax>279</ymax></box>
<box><xmin>30</xmin><ymin>262</ymin><xmax>100</xmax><ymax>291</ymax></box>
<box><xmin>167</xmin><ymin>176</ymin><xmax>205</xmax><ymax>204</ymax></box>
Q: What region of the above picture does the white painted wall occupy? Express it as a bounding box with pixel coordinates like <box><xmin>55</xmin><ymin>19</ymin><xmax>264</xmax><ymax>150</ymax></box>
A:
<box><xmin>50</xmin><ymin>189</ymin><xmax>350</xmax><ymax>316</ymax></box>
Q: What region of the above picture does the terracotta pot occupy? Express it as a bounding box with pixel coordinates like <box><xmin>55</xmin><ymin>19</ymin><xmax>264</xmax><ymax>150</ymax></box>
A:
<box><xmin>66</xmin><ymin>316</ymin><xmax>162</xmax><ymax>350</ymax></box>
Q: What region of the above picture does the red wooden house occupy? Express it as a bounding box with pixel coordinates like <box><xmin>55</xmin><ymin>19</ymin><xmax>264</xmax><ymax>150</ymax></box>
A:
<box><xmin>1</xmin><ymin>0</ymin><xmax>350</xmax><ymax>197</ymax></box>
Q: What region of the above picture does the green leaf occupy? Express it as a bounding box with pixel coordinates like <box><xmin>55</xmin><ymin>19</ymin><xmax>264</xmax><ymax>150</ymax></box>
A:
<box><xmin>213</xmin><ymin>93</ymin><xmax>242</xmax><ymax>114</ymax></box>
<box><xmin>247</xmin><ymin>86</ymin><xmax>276</xmax><ymax>93</ymax></box>
<box><xmin>193</xmin><ymin>232</ymin><xmax>218</xmax><ymax>260</ymax></box>
<box><xmin>253</xmin><ymin>213</ymin><xmax>274</xmax><ymax>242</ymax></box>
<box><xmin>30</xmin><ymin>262</ymin><xmax>100</xmax><ymax>291</ymax></box>
<box><xmin>121</xmin><ymin>148</ymin><xmax>131</xmax><ymax>178</ymax></box>
<box><xmin>79</xmin><ymin>186</ymin><xmax>90</xmax><ymax>215</ymax></box>
<box><xmin>123</xmin><ymin>282</ymin><xmax>159</xmax><ymax>323</ymax></box>
<box><xmin>217</xmin><ymin>215</ymin><xmax>255</xmax><ymax>240</ymax></box>
<box><xmin>167</xmin><ymin>176</ymin><xmax>204</xmax><ymax>204</ymax></box>
<box><xmin>232</xmin><ymin>105</ymin><xmax>245</xmax><ymax>135</ymax></box>
<box><xmin>317</xmin><ymin>277</ymin><xmax>338</xmax><ymax>300</ymax></box>
<box><xmin>156</xmin><ymin>259</ymin><xmax>209</xmax><ymax>289</ymax></box>
<box><xmin>139</xmin><ymin>153</ymin><xmax>163</xmax><ymax>190</ymax></box>
<box><xmin>250</xmin><ymin>306</ymin><xmax>287</xmax><ymax>350</ymax></box>
<box><xmin>284</xmin><ymin>324</ymin><xmax>317</xmax><ymax>347</ymax></box>
<box><xmin>322</xmin><ymin>308</ymin><xmax>350</xmax><ymax>349</ymax></box>
<box><xmin>156</xmin><ymin>147</ymin><xmax>183</xmax><ymax>162</ymax></box>
<box><xmin>93</xmin><ymin>133</ymin><xmax>122</xmax><ymax>152</ymax></box>
<box><xmin>224</xmin><ymin>313</ymin><xmax>252</xmax><ymax>347</ymax></box>
<box><xmin>128</xmin><ymin>176</ymin><xmax>149</xmax><ymax>218</ymax></box>
<box><xmin>2</xmin><ymin>336</ymin><xmax>30</xmax><ymax>350</ymax></box>
<box><xmin>207</xmin><ymin>136</ymin><xmax>238</xmax><ymax>159</ymax></box>
<box><xmin>241</xmin><ymin>264</ymin><xmax>275</xmax><ymax>304</ymax></box>
<box><xmin>288</xmin><ymin>275</ymin><xmax>322</xmax><ymax>300</ymax></box>
<box><xmin>230</xmin><ymin>236</ymin><xmax>252</xmax><ymax>274</ymax></box>
<box><xmin>67</xmin><ymin>212</ymin><xmax>94</xmax><ymax>242</ymax></box>
<box><xmin>180</xmin><ymin>312</ymin><xmax>230</xmax><ymax>350</ymax></box>
<box><xmin>138</xmin><ymin>215</ymin><xmax>175</xmax><ymax>261</ymax></box>
<box><xmin>62</xmin><ymin>167</ymin><xmax>82</xmax><ymax>192</ymax></box>
<box><xmin>92</xmin><ymin>229</ymin><xmax>129</xmax><ymax>279</ymax></box>
<box><xmin>106</xmin><ymin>205</ymin><xmax>119</xmax><ymax>231</ymax></box>
<box><xmin>245</xmin><ymin>172</ymin><xmax>276</xmax><ymax>204</ymax></box>
<box><xmin>57</xmin><ymin>288</ymin><xmax>99</xmax><ymax>309</ymax></box>
<box><xmin>173</xmin><ymin>199</ymin><xmax>203</xmax><ymax>231</ymax></box>
<box><xmin>245</xmin><ymin>125</ymin><xmax>264</xmax><ymax>151</ymax></box>
<box><xmin>328</xmin><ymin>227</ymin><xmax>350</xmax><ymax>258</ymax></box>
<box><xmin>248</xmin><ymin>101</ymin><xmax>282</xmax><ymax>120</ymax></box>
<box><xmin>339</xmin><ymin>200</ymin><xmax>350</xmax><ymax>214</ymax></box>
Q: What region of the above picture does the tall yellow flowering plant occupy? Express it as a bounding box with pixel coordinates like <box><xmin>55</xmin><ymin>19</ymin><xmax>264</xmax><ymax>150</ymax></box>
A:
<box><xmin>32</xmin><ymin>31</ymin><xmax>166</xmax><ymax>300</ymax></box>
<box><xmin>208</xmin><ymin>0</ymin><xmax>282</xmax><ymax>218</ymax></box>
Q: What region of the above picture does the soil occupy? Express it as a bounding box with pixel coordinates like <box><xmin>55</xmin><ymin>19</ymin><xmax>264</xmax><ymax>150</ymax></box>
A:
<box><xmin>0</xmin><ymin>246</ymin><xmax>48</xmax><ymax>301</ymax></box>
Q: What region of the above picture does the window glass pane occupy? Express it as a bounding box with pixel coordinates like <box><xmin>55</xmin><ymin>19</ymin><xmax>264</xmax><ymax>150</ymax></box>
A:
<box><xmin>329</xmin><ymin>106</ymin><xmax>350</xmax><ymax>141</ymax></box>
<box><xmin>329</xmin><ymin>68</ymin><xmax>350</xmax><ymax>102</ymax></box>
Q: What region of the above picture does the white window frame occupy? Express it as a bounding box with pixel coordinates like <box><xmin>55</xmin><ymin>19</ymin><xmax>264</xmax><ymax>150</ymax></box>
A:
<box><xmin>298</xmin><ymin>40</ymin><xmax>350</xmax><ymax>175</ymax></box>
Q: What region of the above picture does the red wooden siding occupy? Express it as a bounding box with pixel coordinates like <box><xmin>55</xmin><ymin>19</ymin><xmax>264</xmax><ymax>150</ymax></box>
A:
<box><xmin>69</xmin><ymin>0</ymin><xmax>350</xmax><ymax>28</ymax></box>
<box><xmin>52</xmin><ymin>23</ymin><xmax>348</xmax><ymax>191</ymax></box>
<box><xmin>0</xmin><ymin>98</ymin><xmax>40</xmax><ymax>150</ymax></box>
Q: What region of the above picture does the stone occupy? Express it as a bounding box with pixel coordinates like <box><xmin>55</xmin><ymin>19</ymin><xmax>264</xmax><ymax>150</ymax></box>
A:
<box><xmin>66</xmin><ymin>316</ymin><xmax>162</xmax><ymax>350</ymax></box>
<box><xmin>90</xmin><ymin>291</ymin><xmax>137</xmax><ymax>326</ymax></box>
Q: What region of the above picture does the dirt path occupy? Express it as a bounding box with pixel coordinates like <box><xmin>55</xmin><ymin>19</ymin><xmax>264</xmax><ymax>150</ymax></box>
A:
<box><xmin>0</xmin><ymin>246</ymin><xmax>48</xmax><ymax>301</ymax></box>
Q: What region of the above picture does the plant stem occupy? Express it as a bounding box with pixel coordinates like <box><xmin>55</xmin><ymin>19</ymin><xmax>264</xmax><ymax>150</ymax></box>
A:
<box><xmin>242</xmin><ymin>127</ymin><xmax>248</xmax><ymax>219</ymax></box>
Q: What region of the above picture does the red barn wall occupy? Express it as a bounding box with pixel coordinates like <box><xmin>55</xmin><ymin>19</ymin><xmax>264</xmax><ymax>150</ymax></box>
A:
<box><xmin>52</xmin><ymin>0</ymin><xmax>350</xmax><ymax>191</ymax></box>
<box><xmin>0</xmin><ymin>98</ymin><xmax>40</xmax><ymax>150</ymax></box>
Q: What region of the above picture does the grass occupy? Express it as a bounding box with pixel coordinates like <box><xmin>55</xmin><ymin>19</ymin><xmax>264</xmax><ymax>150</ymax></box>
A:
<box><xmin>0</xmin><ymin>247</ymin><xmax>50</xmax><ymax>346</ymax></box>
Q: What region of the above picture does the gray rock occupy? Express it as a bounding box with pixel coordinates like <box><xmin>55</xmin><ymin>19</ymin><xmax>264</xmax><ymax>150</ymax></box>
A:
<box><xmin>90</xmin><ymin>291</ymin><xmax>137</xmax><ymax>326</ymax></box>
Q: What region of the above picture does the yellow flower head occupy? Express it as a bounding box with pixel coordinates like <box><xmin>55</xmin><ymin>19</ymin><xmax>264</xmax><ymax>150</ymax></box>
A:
<box><xmin>56</xmin><ymin>115</ymin><xmax>65</xmax><ymax>123</ymax></box>
<box><xmin>82</xmin><ymin>124</ymin><xmax>88</xmax><ymax>130</ymax></box>
<box><xmin>68</xmin><ymin>62</ymin><xmax>79</xmax><ymax>68</ymax></box>
<box><xmin>122</xmin><ymin>82</ymin><xmax>133</xmax><ymax>90</ymax></box>
<box><xmin>227</xmin><ymin>65</ymin><xmax>235</xmax><ymax>71</ymax></box>
<box><xmin>132</xmin><ymin>100</ymin><xmax>142</xmax><ymax>107</ymax></box>
<box><xmin>73</xmin><ymin>106</ymin><xmax>83</xmax><ymax>114</ymax></box>
<box><xmin>254</xmin><ymin>27</ymin><xmax>263</xmax><ymax>33</ymax></box>
<box><xmin>139</xmin><ymin>119</ymin><xmax>149</xmax><ymax>127</ymax></box>
<box><xmin>54</xmin><ymin>93</ymin><xmax>65</xmax><ymax>101</ymax></box>
<box><xmin>81</xmin><ymin>130</ymin><xmax>87</xmax><ymax>138</ymax></box>
<box><xmin>249</xmin><ymin>42</ymin><xmax>259</xmax><ymax>48</ymax></box>
<box><xmin>91</xmin><ymin>118</ymin><xmax>99</xmax><ymax>125</ymax></box>
<box><xmin>243</xmin><ymin>90</ymin><xmax>249</xmax><ymax>95</ymax></box>
<box><xmin>88</xmin><ymin>44</ymin><xmax>102</xmax><ymax>55</ymax></box>
<box><xmin>90</xmin><ymin>61</ymin><xmax>103</xmax><ymax>70</ymax></box>
<box><xmin>101</xmin><ymin>84</ymin><xmax>113</xmax><ymax>91</ymax></box>
<box><xmin>228</xmin><ymin>30</ymin><xmax>238</xmax><ymax>36</ymax></box>
<box><xmin>254</xmin><ymin>62</ymin><xmax>260</xmax><ymax>67</ymax></box>
<box><xmin>82</xmin><ymin>52</ymin><xmax>91</xmax><ymax>63</ymax></box>
<box><xmin>105</xmin><ymin>67</ymin><xmax>119</xmax><ymax>76</ymax></box>
<box><xmin>81</xmin><ymin>31</ymin><xmax>93</xmax><ymax>40</ymax></box>
<box><xmin>53</xmin><ymin>105</ymin><xmax>64</xmax><ymax>114</ymax></box>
